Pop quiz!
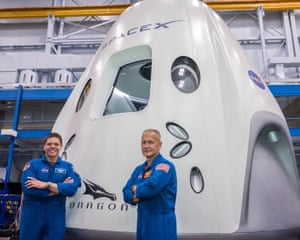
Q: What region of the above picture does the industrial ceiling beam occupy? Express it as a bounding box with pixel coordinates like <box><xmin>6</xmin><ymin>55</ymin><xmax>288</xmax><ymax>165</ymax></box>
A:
<box><xmin>0</xmin><ymin>1</ymin><xmax>300</xmax><ymax>19</ymax></box>
<box><xmin>0</xmin><ymin>4</ymin><xmax>130</xmax><ymax>19</ymax></box>
<box><xmin>207</xmin><ymin>0</ymin><xmax>300</xmax><ymax>11</ymax></box>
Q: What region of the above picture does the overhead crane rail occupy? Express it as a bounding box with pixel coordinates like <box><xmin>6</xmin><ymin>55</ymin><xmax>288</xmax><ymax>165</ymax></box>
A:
<box><xmin>0</xmin><ymin>0</ymin><xmax>300</xmax><ymax>19</ymax></box>
<box><xmin>208</xmin><ymin>0</ymin><xmax>300</xmax><ymax>11</ymax></box>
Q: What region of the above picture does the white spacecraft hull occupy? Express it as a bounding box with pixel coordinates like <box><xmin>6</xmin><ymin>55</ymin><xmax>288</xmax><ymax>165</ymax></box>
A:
<box><xmin>53</xmin><ymin>0</ymin><xmax>300</xmax><ymax>239</ymax></box>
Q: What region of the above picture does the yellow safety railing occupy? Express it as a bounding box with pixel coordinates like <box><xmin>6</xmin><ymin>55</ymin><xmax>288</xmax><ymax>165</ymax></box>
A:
<box><xmin>206</xmin><ymin>0</ymin><xmax>300</xmax><ymax>11</ymax></box>
<box><xmin>0</xmin><ymin>1</ymin><xmax>299</xmax><ymax>19</ymax></box>
<box><xmin>0</xmin><ymin>4</ymin><xmax>130</xmax><ymax>19</ymax></box>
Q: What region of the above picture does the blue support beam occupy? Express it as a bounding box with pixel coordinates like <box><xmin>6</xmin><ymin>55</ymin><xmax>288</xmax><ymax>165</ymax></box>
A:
<box><xmin>4</xmin><ymin>86</ymin><xmax>23</xmax><ymax>192</ymax></box>
<box><xmin>0</xmin><ymin>87</ymin><xmax>72</xmax><ymax>100</ymax></box>
<box><xmin>0</xmin><ymin>130</ymin><xmax>51</xmax><ymax>139</ymax></box>
<box><xmin>268</xmin><ymin>84</ymin><xmax>300</xmax><ymax>96</ymax></box>
<box><xmin>17</xmin><ymin>130</ymin><xmax>51</xmax><ymax>138</ymax></box>
<box><xmin>290</xmin><ymin>128</ymin><xmax>300</xmax><ymax>137</ymax></box>
<box><xmin>268</xmin><ymin>85</ymin><xmax>300</xmax><ymax>136</ymax></box>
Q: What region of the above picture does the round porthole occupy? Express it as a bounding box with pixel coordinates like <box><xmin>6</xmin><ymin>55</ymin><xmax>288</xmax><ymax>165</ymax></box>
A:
<box><xmin>76</xmin><ymin>79</ymin><xmax>92</xmax><ymax>112</ymax></box>
<box><xmin>170</xmin><ymin>141</ymin><xmax>192</xmax><ymax>159</ymax></box>
<box><xmin>62</xmin><ymin>134</ymin><xmax>76</xmax><ymax>160</ymax></box>
<box><xmin>61</xmin><ymin>151</ymin><xmax>67</xmax><ymax>160</ymax></box>
<box><xmin>64</xmin><ymin>134</ymin><xmax>76</xmax><ymax>151</ymax></box>
<box><xmin>190</xmin><ymin>166</ymin><xmax>204</xmax><ymax>193</ymax></box>
<box><xmin>166</xmin><ymin>122</ymin><xmax>189</xmax><ymax>140</ymax></box>
<box><xmin>266</xmin><ymin>129</ymin><xmax>281</xmax><ymax>143</ymax></box>
<box><xmin>171</xmin><ymin>56</ymin><xmax>200</xmax><ymax>93</ymax></box>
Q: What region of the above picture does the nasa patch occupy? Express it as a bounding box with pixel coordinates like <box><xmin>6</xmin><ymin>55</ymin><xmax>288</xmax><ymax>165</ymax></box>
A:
<box><xmin>248</xmin><ymin>70</ymin><xmax>265</xmax><ymax>90</ymax></box>
<box><xmin>41</xmin><ymin>167</ymin><xmax>49</xmax><ymax>173</ymax></box>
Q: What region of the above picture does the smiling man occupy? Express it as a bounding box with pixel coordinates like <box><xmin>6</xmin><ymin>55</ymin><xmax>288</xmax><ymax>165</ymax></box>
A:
<box><xmin>123</xmin><ymin>129</ymin><xmax>177</xmax><ymax>240</ymax></box>
<box><xmin>20</xmin><ymin>132</ymin><xmax>81</xmax><ymax>240</ymax></box>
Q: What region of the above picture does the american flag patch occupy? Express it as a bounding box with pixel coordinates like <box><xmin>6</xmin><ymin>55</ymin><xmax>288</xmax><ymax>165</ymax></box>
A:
<box><xmin>155</xmin><ymin>163</ymin><xmax>170</xmax><ymax>173</ymax></box>
<box><xmin>72</xmin><ymin>165</ymin><xmax>78</xmax><ymax>174</ymax></box>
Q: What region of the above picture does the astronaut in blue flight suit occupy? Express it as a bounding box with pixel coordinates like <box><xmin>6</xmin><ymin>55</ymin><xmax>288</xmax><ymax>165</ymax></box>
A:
<box><xmin>20</xmin><ymin>132</ymin><xmax>81</xmax><ymax>240</ymax></box>
<box><xmin>123</xmin><ymin>129</ymin><xmax>177</xmax><ymax>240</ymax></box>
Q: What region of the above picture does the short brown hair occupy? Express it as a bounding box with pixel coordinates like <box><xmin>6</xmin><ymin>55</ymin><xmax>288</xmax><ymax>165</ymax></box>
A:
<box><xmin>44</xmin><ymin>132</ymin><xmax>63</xmax><ymax>145</ymax></box>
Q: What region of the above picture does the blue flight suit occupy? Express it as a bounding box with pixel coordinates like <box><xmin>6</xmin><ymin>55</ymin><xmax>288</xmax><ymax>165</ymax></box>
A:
<box><xmin>123</xmin><ymin>153</ymin><xmax>177</xmax><ymax>240</ymax></box>
<box><xmin>20</xmin><ymin>156</ymin><xmax>81</xmax><ymax>240</ymax></box>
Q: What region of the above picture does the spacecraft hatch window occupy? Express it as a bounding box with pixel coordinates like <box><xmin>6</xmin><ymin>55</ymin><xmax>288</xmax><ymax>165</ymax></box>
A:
<box><xmin>166</xmin><ymin>122</ymin><xmax>189</xmax><ymax>140</ymax></box>
<box><xmin>76</xmin><ymin>79</ymin><xmax>92</xmax><ymax>112</ymax></box>
<box><xmin>171</xmin><ymin>56</ymin><xmax>200</xmax><ymax>93</ymax></box>
<box><xmin>190</xmin><ymin>167</ymin><xmax>204</xmax><ymax>193</ymax></box>
<box><xmin>170</xmin><ymin>141</ymin><xmax>192</xmax><ymax>159</ymax></box>
<box><xmin>62</xmin><ymin>134</ymin><xmax>76</xmax><ymax>160</ymax></box>
<box><xmin>104</xmin><ymin>60</ymin><xmax>151</xmax><ymax>115</ymax></box>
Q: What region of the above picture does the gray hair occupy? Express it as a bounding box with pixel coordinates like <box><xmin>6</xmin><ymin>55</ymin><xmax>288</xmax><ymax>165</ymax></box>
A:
<box><xmin>142</xmin><ymin>129</ymin><xmax>161</xmax><ymax>140</ymax></box>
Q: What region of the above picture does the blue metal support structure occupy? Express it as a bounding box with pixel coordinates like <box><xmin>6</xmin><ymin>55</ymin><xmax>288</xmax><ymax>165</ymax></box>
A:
<box><xmin>0</xmin><ymin>86</ymin><xmax>23</xmax><ymax>228</ymax></box>
<box><xmin>268</xmin><ymin>84</ymin><xmax>300</xmax><ymax>96</ymax></box>
<box><xmin>3</xmin><ymin>85</ymin><xmax>23</xmax><ymax>193</ymax></box>
<box><xmin>0</xmin><ymin>87</ymin><xmax>73</xmax><ymax>228</ymax></box>
<box><xmin>0</xmin><ymin>194</ymin><xmax>21</xmax><ymax>227</ymax></box>
<box><xmin>0</xmin><ymin>88</ymin><xmax>72</xmax><ymax>140</ymax></box>
<box><xmin>0</xmin><ymin>88</ymin><xmax>72</xmax><ymax>101</ymax></box>
<box><xmin>268</xmin><ymin>84</ymin><xmax>300</xmax><ymax>137</ymax></box>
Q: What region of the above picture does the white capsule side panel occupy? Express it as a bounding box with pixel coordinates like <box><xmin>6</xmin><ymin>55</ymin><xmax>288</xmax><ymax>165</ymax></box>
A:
<box><xmin>53</xmin><ymin>0</ymin><xmax>300</xmax><ymax>238</ymax></box>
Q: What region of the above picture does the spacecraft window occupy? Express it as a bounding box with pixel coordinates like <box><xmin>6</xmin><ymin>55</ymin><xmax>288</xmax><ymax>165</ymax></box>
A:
<box><xmin>190</xmin><ymin>167</ymin><xmax>204</xmax><ymax>193</ymax></box>
<box><xmin>62</xmin><ymin>134</ymin><xmax>76</xmax><ymax>160</ymax></box>
<box><xmin>64</xmin><ymin>134</ymin><xmax>76</xmax><ymax>150</ymax></box>
<box><xmin>76</xmin><ymin>79</ymin><xmax>92</xmax><ymax>112</ymax></box>
<box><xmin>170</xmin><ymin>141</ymin><xmax>192</xmax><ymax>159</ymax></box>
<box><xmin>104</xmin><ymin>60</ymin><xmax>151</xmax><ymax>115</ymax></box>
<box><xmin>166</xmin><ymin>122</ymin><xmax>189</xmax><ymax>140</ymax></box>
<box><xmin>171</xmin><ymin>56</ymin><xmax>200</xmax><ymax>93</ymax></box>
<box><xmin>62</xmin><ymin>151</ymin><xmax>67</xmax><ymax>160</ymax></box>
